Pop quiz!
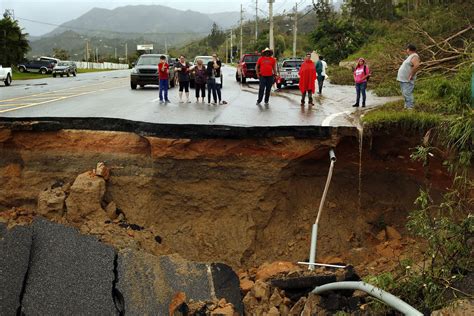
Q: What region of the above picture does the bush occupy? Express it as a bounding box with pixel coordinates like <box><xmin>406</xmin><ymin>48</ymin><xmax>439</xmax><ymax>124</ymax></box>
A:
<box><xmin>327</xmin><ymin>66</ymin><xmax>353</xmax><ymax>85</ymax></box>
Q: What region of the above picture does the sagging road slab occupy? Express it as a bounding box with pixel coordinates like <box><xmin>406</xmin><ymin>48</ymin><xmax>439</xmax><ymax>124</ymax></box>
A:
<box><xmin>0</xmin><ymin>67</ymin><xmax>399</xmax><ymax>128</ymax></box>
<box><xmin>0</xmin><ymin>217</ymin><xmax>242</xmax><ymax>315</ymax></box>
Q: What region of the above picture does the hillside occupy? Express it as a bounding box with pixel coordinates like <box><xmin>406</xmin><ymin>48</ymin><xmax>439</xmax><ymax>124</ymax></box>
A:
<box><xmin>30</xmin><ymin>5</ymin><xmax>240</xmax><ymax>58</ymax></box>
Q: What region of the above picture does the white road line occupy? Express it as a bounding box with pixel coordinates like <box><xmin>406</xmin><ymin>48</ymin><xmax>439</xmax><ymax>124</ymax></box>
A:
<box><xmin>321</xmin><ymin>110</ymin><xmax>352</xmax><ymax>126</ymax></box>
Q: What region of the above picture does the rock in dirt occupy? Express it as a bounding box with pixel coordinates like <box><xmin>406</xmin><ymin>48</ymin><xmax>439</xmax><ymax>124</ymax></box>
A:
<box><xmin>105</xmin><ymin>201</ymin><xmax>118</xmax><ymax>220</ymax></box>
<box><xmin>267</xmin><ymin>306</ymin><xmax>280</xmax><ymax>315</ymax></box>
<box><xmin>37</xmin><ymin>186</ymin><xmax>66</xmax><ymax>217</ymax></box>
<box><xmin>240</xmin><ymin>277</ymin><xmax>254</xmax><ymax>294</ymax></box>
<box><xmin>94</xmin><ymin>162</ymin><xmax>110</xmax><ymax>180</ymax></box>
<box><xmin>256</xmin><ymin>261</ymin><xmax>301</xmax><ymax>281</ymax></box>
<box><xmin>431</xmin><ymin>299</ymin><xmax>474</xmax><ymax>316</ymax></box>
<box><xmin>252</xmin><ymin>279</ymin><xmax>271</xmax><ymax>301</ymax></box>
<box><xmin>210</xmin><ymin>304</ymin><xmax>235</xmax><ymax>315</ymax></box>
<box><xmin>65</xmin><ymin>171</ymin><xmax>106</xmax><ymax>222</ymax></box>
<box><xmin>169</xmin><ymin>292</ymin><xmax>187</xmax><ymax>315</ymax></box>
<box><xmin>117</xmin><ymin>249</ymin><xmax>243</xmax><ymax>315</ymax></box>
<box><xmin>289</xmin><ymin>296</ymin><xmax>306</xmax><ymax>315</ymax></box>
<box><xmin>0</xmin><ymin>223</ymin><xmax>32</xmax><ymax>315</ymax></box>
<box><xmin>385</xmin><ymin>226</ymin><xmax>402</xmax><ymax>240</ymax></box>
<box><xmin>302</xmin><ymin>293</ymin><xmax>322</xmax><ymax>316</ymax></box>
<box><xmin>20</xmin><ymin>217</ymin><xmax>116</xmax><ymax>315</ymax></box>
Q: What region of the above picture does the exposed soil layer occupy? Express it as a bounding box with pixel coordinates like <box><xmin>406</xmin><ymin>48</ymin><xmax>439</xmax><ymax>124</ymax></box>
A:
<box><xmin>0</xmin><ymin>124</ymin><xmax>451</xmax><ymax>275</ymax></box>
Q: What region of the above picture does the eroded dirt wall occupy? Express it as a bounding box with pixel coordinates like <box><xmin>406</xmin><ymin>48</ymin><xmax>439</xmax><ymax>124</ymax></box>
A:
<box><xmin>0</xmin><ymin>128</ymin><xmax>450</xmax><ymax>270</ymax></box>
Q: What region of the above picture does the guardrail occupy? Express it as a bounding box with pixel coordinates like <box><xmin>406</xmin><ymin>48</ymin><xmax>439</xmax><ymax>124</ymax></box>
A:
<box><xmin>74</xmin><ymin>62</ymin><xmax>129</xmax><ymax>70</ymax></box>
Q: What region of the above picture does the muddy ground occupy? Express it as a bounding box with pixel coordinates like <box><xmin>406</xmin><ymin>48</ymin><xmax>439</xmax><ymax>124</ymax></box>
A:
<box><xmin>0</xmin><ymin>125</ymin><xmax>451</xmax><ymax>277</ymax></box>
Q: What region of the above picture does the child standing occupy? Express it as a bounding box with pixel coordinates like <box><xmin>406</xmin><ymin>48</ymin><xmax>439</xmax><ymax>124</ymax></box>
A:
<box><xmin>158</xmin><ymin>55</ymin><xmax>170</xmax><ymax>103</ymax></box>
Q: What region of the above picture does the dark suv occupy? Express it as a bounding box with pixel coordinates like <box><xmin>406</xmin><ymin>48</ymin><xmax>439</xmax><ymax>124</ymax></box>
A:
<box><xmin>130</xmin><ymin>54</ymin><xmax>176</xmax><ymax>89</ymax></box>
<box><xmin>53</xmin><ymin>61</ymin><xmax>77</xmax><ymax>77</ymax></box>
<box><xmin>17</xmin><ymin>60</ymin><xmax>55</xmax><ymax>74</ymax></box>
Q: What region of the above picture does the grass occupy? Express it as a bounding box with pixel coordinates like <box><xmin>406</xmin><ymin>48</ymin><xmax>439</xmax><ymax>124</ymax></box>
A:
<box><xmin>327</xmin><ymin>65</ymin><xmax>353</xmax><ymax>85</ymax></box>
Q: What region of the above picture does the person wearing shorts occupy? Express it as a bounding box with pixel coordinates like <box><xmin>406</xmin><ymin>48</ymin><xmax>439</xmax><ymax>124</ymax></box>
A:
<box><xmin>174</xmin><ymin>55</ymin><xmax>191</xmax><ymax>103</ymax></box>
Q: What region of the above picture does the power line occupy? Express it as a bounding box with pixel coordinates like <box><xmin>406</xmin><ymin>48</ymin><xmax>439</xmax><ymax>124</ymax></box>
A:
<box><xmin>17</xmin><ymin>17</ymin><xmax>210</xmax><ymax>36</ymax></box>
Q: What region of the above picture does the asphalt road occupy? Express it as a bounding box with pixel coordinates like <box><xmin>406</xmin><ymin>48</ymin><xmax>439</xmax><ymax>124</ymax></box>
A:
<box><xmin>0</xmin><ymin>66</ymin><xmax>398</xmax><ymax>127</ymax></box>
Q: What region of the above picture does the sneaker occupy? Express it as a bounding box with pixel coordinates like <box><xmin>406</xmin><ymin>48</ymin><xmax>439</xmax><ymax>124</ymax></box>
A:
<box><xmin>264</xmin><ymin>102</ymin><xmax>269</xmax><ymax>106</ymax></box>
<box><xmin>165</xmin><ymin>99</ymin><xmax>171</xmax><ymax>103</ymax></box>
<box><xmin>352</xmin><ymin>103</ymin><xmax>359</xmax><ymax>107</ymax></box>
<box><xmin>256</xmin><ymin>102</ymin><xmax>261</xmax><ymax>106</ymax></box>
<box><xmin>211</xmin><ymin>102</ymin><xmax>217</xmax><ymax>105</ymax></box>
<box><xmin>159</xmin><ymin>100</ymin><xmax>164</xmax><ymax>104</ymax></box>
<box><xmin>309</xmin><ymin>102</ymin><xmax>314</xmax><ymax>106</ymax></box>
<box><xmin>186</xmin><ymin>99</ymin><xmax>191</xmax><ymax>103</ymax></box>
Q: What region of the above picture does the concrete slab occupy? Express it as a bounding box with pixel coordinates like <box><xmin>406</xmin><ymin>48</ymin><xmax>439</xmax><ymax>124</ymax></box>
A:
<box><xmin>0</xmin><ymin>224</ymin><xmax>32</xmax><ymax>315</ymax></box>
<box><xmin>21</xmin><ymin>217</ymin><xmax>117</xmax><ymax>315</ymax></box>
<box><xmin>117</xmin><ymin>249</ymin><xmax>242</xmax><ymax>315</ymax></box>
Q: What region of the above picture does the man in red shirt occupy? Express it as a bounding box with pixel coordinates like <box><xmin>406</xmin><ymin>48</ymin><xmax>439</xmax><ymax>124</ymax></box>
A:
<box><xmin>256</xmin><ymin>48</ymin><xmax>277</xmax><ymax>106</ymax></box>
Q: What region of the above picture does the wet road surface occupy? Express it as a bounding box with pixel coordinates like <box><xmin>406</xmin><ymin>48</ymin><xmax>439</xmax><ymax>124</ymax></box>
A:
<box><xmin>0</xmin><ymin>66</ymin><xmax>398</xmax><ymax>127</ymax></box>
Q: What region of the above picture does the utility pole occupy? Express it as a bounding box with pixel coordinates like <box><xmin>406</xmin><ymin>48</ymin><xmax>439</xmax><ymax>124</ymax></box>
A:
<box><xmin>230</xmin><ymin>29</ymin><xmax>233</xmax><ymax>63</ymax></box>
<box><xmin>240</xmin><ymin>4</ymin><xmax>244</xmax><ymax>59</ymax></box>
<box><xmin>255</xmin><ymin>0</ymin><xmax>258</xmax><ymax>40</ymax></box>
<box><xmin>268</xmin><ymin>0</ymin><xmax>275</xmax><ymax>50</ymax></box>
<box><xmin>225</xmin><ymin>38</ymin><xmax>228</xmax><ymax>63</ymax></box>
<box><xmin>125</xmin><ymin>42</ymin><xmax>128</xmax><ymax>62</ymax></box>
<box><xmin>165</xmin><ymin>38</ymin><xmax>168</xmax><ymax>54</ymax></box>
<box><xmin>95</xmin><ymin>47</ymin><xmax>98</xmax><ymax>63</ymax></box>
<box><xmin>292</xmin><ymin>2</ymin><xmax>298</xmax><ymax>58</ymax></box>
<box><xmin>114</xmin><ymin>47</ymin><xmax>117</xmax><ymax>59</ymax></box>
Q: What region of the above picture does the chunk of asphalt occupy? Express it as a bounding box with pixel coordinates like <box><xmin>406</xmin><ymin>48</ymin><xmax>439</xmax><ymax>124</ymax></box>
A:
<box><xmin>20</xmin><ymin>217</ymin><xmax>117</xmax><ymax>315</ymax></box>
<box><xmin>0</xmin><ymin>223</ymin><xmax>32</xmax><ymax>315</ymax></box>
<box><xmin>117</xmin><ymin>249</ymin><xmax>242</xmax><ymax>315</ymax></box>
<box><xmin>210</xmin><ymin>263</ymin><xmax>243</xmax><ymax>314</ymax></box>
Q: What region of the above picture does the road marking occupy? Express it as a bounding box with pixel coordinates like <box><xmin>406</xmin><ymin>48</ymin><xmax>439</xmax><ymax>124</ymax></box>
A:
<box><xmin>0</xmin><ymin>86</ymin><xmax>122</xmax><ymax>114</ymax></box>
<box><xmin>0</xmin><ymin>78</ymin><xmax>126</xmax><ymax>103</ymax></box>
<box><xmin>0</xmin><ymin>103</ymin><xmax>30</xmax><ymax>107</ymax></box>
<box><xmin>321</xmin><ymin>110</ymin><xmax>351</xmax><ymax>126</ymax></box>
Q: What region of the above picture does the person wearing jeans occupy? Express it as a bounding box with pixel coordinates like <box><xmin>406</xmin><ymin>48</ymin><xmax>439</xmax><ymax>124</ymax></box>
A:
<box><xmin>397</xmin><ymin>44</ymin><xmax>420</xmax><ymax>109</ymax></box>
<box><xmin>158</xmin><ymin>55</ymin><xmax>170</xmax><ymax>103</ymax></box>
<box><xmin>352</xmin><ymin>58</ymin><xmax>370</xmax><ymax>107</ymax></box>
<box><xmin>256</xmin><ymin>47</ymin><xmax>277</xmax><ymax>106</ymax></box>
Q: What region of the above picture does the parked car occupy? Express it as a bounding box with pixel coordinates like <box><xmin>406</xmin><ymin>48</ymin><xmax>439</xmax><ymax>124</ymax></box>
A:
<box><xmin>17</xmin><ymin>60</ymin><xmax>55</xmax><ymax>74</ymax></box>
<box><xmin>52</xmin><ymin>61</ymin><xmax>77</xmax><ymax>77</ymax></box>
<box><xmin>190</xmin><ymin>55</ymin><xmax>214</xmax><ymax>88</ymax></box>
<box><xmin>275</xmin><ymin>58</ymin><xmax>303</xmax><ymax>89</ymax></box>
<box><xmin>0</xmin><ymin>65</ymin><xmax>12</xmax><ymax>86</ymax></box>
<box><xmin>130</xmin><ymin>54</ymin><xmax>176</xmax><ymax>89</ymax></box>
<box><xmin>236</xmin><ymin>53</ymin><xmax>260</xmax><ymax>83</ymax></box>
<box><xmin>39</xmin><ymin>56</ymin><xmax>60</xmax><ymax>65</ymax></box>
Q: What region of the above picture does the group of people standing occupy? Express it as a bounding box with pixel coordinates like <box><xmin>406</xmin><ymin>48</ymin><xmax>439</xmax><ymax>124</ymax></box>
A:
<box><xmin>158</xmin><ymin>43</ymin><xmax>420</xmax><ymax>111</ymax></box>
<box><xmin>158</xmin><ymin>54</ymin><xmax>226</xmax><ymax>105</ymax></box>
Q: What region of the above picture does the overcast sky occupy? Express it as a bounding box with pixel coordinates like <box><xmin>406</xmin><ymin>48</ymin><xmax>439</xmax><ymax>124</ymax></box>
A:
<box><xmin>1</xmin><ymin>0</ymin><xmax>310</xmax><ymax>36</ymax></box>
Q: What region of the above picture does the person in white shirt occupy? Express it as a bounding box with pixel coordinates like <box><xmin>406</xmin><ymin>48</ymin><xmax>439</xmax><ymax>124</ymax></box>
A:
<box><xmin>315</xmin><ymin>56</ymin><xmax>328</xmax><ymax>95</ymax></box>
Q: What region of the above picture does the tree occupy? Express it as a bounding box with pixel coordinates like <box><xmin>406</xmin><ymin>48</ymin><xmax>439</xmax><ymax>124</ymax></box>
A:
<box><xmin>53</xmin><ymin>48</ymin><xmax>70</xmax><ymax>60</ymax></box>
<box><xmin>207</xmin><ymin>23</ymin><xmax>226</xmax><ymax>51</ymax></box>
<box><xmin>0</xmin><ymin>10</ymin><xmax>30</xmax><ymax>66</ymax></box>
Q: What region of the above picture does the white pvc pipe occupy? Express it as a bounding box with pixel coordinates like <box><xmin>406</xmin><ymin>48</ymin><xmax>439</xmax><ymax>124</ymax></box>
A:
<box><xmin>312</xmin><ymin>281</ymin><xmax>423</xmax><ymax>316</ymax></box>
<box><xmin>297</xmin><ymin>262</ymin><xmax>346</xmax><ymax>269</ymax></box>
<box><xmin>309</xmin><ymin>149</ymin><xmax>336</xmax><ymax>270</ymax></box>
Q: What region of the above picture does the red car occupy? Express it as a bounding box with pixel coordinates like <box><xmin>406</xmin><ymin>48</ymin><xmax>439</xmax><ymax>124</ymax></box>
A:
<box><xmin>235</xmin><ymin>53</ymin><xmax>260</xmax><ymax>83</ymax></box>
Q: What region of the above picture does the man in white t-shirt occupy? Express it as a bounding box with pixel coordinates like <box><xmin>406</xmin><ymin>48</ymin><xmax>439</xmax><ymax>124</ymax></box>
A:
<box><xmin>315</xmin><ymin>56</ymin><xmax>328</xmax><ymax>94</ymax></box>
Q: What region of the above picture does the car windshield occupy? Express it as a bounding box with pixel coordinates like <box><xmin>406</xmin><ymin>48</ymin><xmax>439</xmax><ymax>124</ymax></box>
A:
<box><xmin>243</xmin><ymin>55</ymin><xmax>259</xmax><ymax>62</ymax></box>
<box><xmin>282</xmin><ymin>60</ymin><xmax>302</xmax><ymax>68</ymax></box>
<box><xmin>137</xmin><ymin>56</ymin><xmax>162</xmax><ymax>65</ymax></box>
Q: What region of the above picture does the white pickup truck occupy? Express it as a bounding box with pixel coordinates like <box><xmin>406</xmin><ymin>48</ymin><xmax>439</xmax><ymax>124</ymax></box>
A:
<box><xmin>0</xmin><ymin>66</ymin><xmax>12</xmax><ymax>86</ymax></box>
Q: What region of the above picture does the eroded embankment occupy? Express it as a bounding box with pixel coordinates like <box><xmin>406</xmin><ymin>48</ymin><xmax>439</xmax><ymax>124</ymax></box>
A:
<box><xmin>0</xmin><ymin>119</ymin><xmax>451</xmax><ymax>274</ymax></box>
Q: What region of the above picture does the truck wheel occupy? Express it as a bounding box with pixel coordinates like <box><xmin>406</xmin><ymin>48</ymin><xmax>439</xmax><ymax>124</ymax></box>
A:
<box><xmin>19</xmin><ymin>67</ymin><xmax>26</xmax><ymax>73</ymax></box>
<box><xmin>131</xmin><ymin>82</ymin><xmax>137</xmax><ymax>90</ymax></box>
<box><xmin>4</xmin><ymin>74</ymin><xmax>11</xmax><ymax>86</ymax></box>
<box><xmin>53</xmin><ymin>74</ymin><xmax>57</xmax><ymax>78</ymax></box>
<box><xmin>139</xmin><ymin>84</ymin><xmax>144</xmax><ymax>88</ymax></box>
<box><xmin>40</xmin><ymin>68</ymin><xmax>47</xmax><ymax>75</ymax></box>
<box><xmin>60</xmin><ymin>74</ymin><xmax>63</xmax><ymax>77</ymax></box>
<box><xmin>73</xmin><ymin>71</ymin><xmax>77</xmax><ymax>77</ymax></box>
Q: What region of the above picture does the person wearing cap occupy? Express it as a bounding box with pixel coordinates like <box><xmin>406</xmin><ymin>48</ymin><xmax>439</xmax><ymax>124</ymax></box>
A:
<box><xmin>299</xmin><ymin>53</ymin><xmax>317</xmax><ymax>106</ymax></box>
<box><xmin>397</xmin><ymin>44</ymin><xmax>420</xmax><ymax>110</ymax></box>
<box><xmin>352</xmin><ymin>58</ymin><xmax>371</xmax><ymax>108</ymax></box>
<box><xmin>256</xmin><ymin>47</ymin><xmax>277</xmax><ymax>106</ymax></box>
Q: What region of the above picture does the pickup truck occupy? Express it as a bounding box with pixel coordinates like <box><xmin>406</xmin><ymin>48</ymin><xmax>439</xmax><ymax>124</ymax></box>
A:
<box><xmin>275</xmin><ymin>59</ymin><xmax>303</xmax><ymax>89</ymax></box>
<box><xmin>0</xmin><ymin>66</ymin><xmax>12</xmax><ymax>86</ymax></box>
<box><xmin>236</xmin><ymin>53</ymin><xmax>260</xmax><ymax>83</ymax></box>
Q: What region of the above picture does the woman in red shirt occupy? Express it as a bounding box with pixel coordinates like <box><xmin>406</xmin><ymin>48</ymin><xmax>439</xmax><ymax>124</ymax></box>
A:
<box><xmin>256</xmin><ymin>48</ymin><xmax>277</xmax><ymax>106</ymax></box>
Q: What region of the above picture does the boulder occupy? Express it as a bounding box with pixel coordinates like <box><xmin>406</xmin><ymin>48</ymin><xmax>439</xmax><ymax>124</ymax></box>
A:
<box><xmin>252</xmin><ymin>280</ymin><xmax>271</xmax><ymax>301</ymax></box>
<box><xmin>0</xmin><ymin>224</ymin><xmax>32</xmax><ymax>315</ymax></box>
<box><xmin>37</xmin><ymin>186</ymin><xmax>66</xmax><ymax>217</ymax></box>
<box><xmin>385</xmin><ymin>226</ymin><xmax>402</xmax><ymax>240</ymax></box>
<box><xmin>289</xmin><ymin>297</ymin><xmax>306</xmax><ymax>315</ymax></box>
<box><xmin>65</xmin><ymin>171</ymin><xmax>106</xmax><ymax>222</ymax></box>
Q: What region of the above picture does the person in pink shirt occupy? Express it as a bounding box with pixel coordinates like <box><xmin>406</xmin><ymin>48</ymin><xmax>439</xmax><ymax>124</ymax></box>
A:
<box><xmin>352</xmin><ymin>58</ymin><xmax>371</xmax><ymax>107</ymax></box>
